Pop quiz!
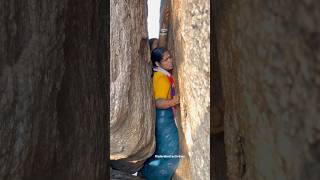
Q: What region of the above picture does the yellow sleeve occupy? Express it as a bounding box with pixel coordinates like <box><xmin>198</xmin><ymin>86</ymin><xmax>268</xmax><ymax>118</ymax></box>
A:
<box><xmin>153</xmin><ymin>73</ymin><xmax>170</xmax><ymax>100</ymax></box>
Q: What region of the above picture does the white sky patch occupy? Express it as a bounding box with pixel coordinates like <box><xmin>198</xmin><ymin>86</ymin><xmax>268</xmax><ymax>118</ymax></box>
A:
<box><xmin>147</xmin><ymin>0</ymin><xmax>161</xmax><ymax>38</ymax></box>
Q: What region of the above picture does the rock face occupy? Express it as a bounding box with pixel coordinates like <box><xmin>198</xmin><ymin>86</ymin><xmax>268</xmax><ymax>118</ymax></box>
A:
<box><xmin>110</xmin><ymin>0</ymin><xmax>155</xmax><ymax>173</ymax></box>
<box><xmin>0</xmin><ymin>0</ymin><xmax>107</xmax><ymax>179</ymax></box>
<box><xmin>213</xmin><ymin>0</ymin><xmax>320</xmax><ymax>179</ymax></box>
<box><xmin>165</xmin><ymin>0</ymin><xmax>210</xmax><ymax>179</ymax></box>
<box><xmin>110</xmin><ymin>167</ymin><xmax>145</xmax><ymax>180</ymax></box>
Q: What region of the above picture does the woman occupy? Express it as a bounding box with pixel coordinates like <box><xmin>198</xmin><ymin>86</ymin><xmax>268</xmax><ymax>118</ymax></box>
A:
<box><xmin>138</xmin><ymin>48</ymin><xmax>180</xmax><ymax>180</ymax></box>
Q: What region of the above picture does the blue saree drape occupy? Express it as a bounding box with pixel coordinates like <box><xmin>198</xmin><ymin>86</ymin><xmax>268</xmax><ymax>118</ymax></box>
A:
<box><xmin>138</xmin><ymin>108</ymin><xmax>180</xmax><ymax>180</ymax></box>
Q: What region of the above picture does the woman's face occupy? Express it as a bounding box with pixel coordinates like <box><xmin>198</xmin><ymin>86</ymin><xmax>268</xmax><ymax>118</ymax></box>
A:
<box><xmin>157</xmin><ymin>51</ymin><xmax>173</xmax><ymax>71</ymax></box>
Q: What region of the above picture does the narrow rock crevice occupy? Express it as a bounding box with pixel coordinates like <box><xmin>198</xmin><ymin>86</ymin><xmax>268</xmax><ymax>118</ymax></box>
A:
<box><xmin>110</xmin><ymin>0</ymin><xmax>208</xmax><ymax>179</ymax></box>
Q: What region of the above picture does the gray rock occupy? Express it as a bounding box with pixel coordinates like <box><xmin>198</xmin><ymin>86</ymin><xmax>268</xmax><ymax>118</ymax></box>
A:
<box><xmin>110</xmin><ymin>167</ymin><xmax>145</xmax><ymax>180</ymax></box>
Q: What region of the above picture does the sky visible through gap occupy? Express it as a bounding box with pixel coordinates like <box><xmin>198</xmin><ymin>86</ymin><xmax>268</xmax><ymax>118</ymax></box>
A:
<box><xmin>147</xmin><ymin>0</ymin><xmax>161</xmax><ymax>39</ymax></box>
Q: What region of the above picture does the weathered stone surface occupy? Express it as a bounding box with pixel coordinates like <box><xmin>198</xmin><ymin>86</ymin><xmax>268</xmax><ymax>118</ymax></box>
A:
<box><xmin>0</xmin><ymin>0</ymin><xmax>107</xmax><ymax>179</ymax></box>
<box><xmin>165</xmin><ymin>0</ymin><xmax>210</xmax><ymax>179</ymax></box>
<box><xmin>212</xmin><ymin>133</ymin><xmax>228</xmax><ymax>180</ymax></box>
<box><xmin>213</xmin><ymin>0</ymin><xmax>320</xmax><ymax>179</ymax></box>
<box><xmin>110</xmin><ymin>0</ymin><xmax>155</xmax><ymax>173</ymax></box>
<box><xmin>110</xmin><ymin>167</ymin><xmax>145</xmax><ymax>180</ymax></box>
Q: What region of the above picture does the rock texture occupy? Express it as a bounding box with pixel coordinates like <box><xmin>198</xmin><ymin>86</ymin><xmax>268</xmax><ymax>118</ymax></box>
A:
<box><xmin>165</xmin><ymin>0</ymin><xmax>210</xmax><ymax>179</ymax></box>
<box><xmin>213</xmin><ymin>0</ymin><xmax>320</xmax><ymax>179</ymax></box>
<box><xmin>0</xmin><ymin>0</ymin><xmax>107</xmax><ymax>179</ymax></box>
<box><xmin>110</xmin><ymin>167</ymin><xmax>145</xmax><ymax>180</ymax></box>
<box><xmin>110</xmin><ymin>0</ymin><xmax>155</xmax><ymax>173</ymax></box>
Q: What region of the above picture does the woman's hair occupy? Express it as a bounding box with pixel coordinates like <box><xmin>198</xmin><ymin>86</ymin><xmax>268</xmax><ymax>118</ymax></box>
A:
<box><xmin>151</xmin><ymin>47</ymin><xmax>168</xmax><ymax>67</ymax></box>
<box><xmin>150</xmin><ymin>47</ymin><xmax>169</xmax><ymax>78</ymax></box>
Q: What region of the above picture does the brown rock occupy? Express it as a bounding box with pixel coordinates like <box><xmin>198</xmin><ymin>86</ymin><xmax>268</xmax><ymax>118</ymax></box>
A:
<box><xmin>165</xmin><ymin>0</ymin><xmax>210</xmax><ymax>179</ymax></box>
<box><xmin>0</xmin><ymin>0</ymin><xmax>108</xmax><ymax>179</ymax></box>
<box><xmin>213</xmin><ymin>0</ymin><xmax>320</xmax><ymax>179</ymax></box>
<box><xmin>110</xmin><ymin>0</ymin><xmax>155</xmax><ymax>173</ymax></box>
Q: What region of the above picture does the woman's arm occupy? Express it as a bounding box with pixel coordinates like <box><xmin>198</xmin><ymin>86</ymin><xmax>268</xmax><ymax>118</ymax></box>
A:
<box><xmin>156</xmin><ymin>95</ymin><xmax>180</xmax><ymax>109</ymax></box>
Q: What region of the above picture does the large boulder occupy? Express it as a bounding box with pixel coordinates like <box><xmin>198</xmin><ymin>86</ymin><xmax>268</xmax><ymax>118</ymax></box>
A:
<box><xmin>0</xmin><ymin>0</ymin><xmax>107</xmax><ymax>179</ymax></box>
<box><xmin>165</xmin><ymin>0</ymin><xmax>210</xmax><ymax>179</ymax></box>
<box><xmin>214</xmin><ymin>0</ymin><xmax>320</xmax><ymax>179</ymax></box>
<box><xmin>110</xmin><ymin>0</ymin><xmax>155</xmax><ymax>173</ymax></box>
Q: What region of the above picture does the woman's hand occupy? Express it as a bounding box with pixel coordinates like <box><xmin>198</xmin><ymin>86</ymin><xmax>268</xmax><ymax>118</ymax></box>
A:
<box><xmin>171</xmin><ymin>95</ymin><xmax>180</xmax><ymax>106</ymax></box>
<box><xmin>155</xmin><ymin>95</ymin><xmax>180</xmax><ymax>109</ymax></box>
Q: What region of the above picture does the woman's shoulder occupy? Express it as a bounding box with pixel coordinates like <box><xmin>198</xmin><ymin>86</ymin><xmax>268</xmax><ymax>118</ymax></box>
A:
<box><xmin>153</xmin><ymin>71</ymin><xmax>167</xmax><ymax>79</ymax></box>
<box><xmin>153</xmin><ymin>72</ymin><xmax>169</xmax><ymax>83</ymax></box>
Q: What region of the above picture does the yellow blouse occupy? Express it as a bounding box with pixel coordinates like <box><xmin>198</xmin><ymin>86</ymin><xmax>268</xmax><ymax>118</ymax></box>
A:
<box><xmin>153</xmin><ymin>71</ymin><xmax>175</xmax><ymax>100</ymax></box>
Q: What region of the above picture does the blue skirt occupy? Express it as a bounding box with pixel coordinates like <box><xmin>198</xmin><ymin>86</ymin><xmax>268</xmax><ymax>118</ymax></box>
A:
<box><xmin>139</xmin><ymin>108</ymin><xmax>180</xmax><ymax>180</ymax></box>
